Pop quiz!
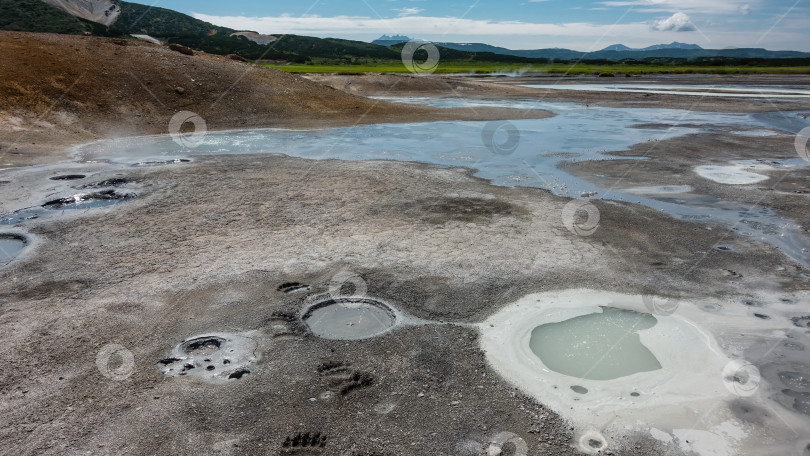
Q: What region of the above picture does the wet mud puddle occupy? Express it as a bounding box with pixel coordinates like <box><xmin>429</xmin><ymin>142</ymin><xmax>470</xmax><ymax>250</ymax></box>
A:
<box><xmin>74</xmin><ymin>98</ymin><xmax>810</xmax><ymax>266</ymax></box>
<box><xmin>1</xmin><ymin>190</ymin><xmax>135</xmax><ymax>226</ymax></box>
<box><xmin>0</xmin><ymin>234</ymin><xmax>26</xmax><ymax>267</ymax></box>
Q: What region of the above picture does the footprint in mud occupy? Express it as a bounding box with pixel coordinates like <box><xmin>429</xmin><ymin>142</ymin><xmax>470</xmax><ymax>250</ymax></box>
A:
<box><xmin>317</xmin><ymin>360</ymin><xmax>374</xmax><ymax>396</ymax></box>
<box><xmin>266</xmin><ymin>311</ymin><xmax>307</xmax><ymax>340</ymax></box>
<box><xmin>280</xmin><ymin>432</ymin><xmax>326</xmax><ymax>455</ymax></box>
<box><xmin>791</xmin><ymin>316</ymin><xmax>810</xmax><ymax>329</ymax></box>
<box><xmin>277</xmin><ymin>282</ymin><xmax>311</xmax><ymax>294</ymax></box>
<box><xmin>724</xmin><ymin>269</ymin><xmax>742</xmax><ymax>278</ymax></box>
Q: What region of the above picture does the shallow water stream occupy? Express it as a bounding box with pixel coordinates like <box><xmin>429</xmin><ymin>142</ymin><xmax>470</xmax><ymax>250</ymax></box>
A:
<box><xmin>74</xmin><ymin>98</ymin><xmax>810</xmax><ymax>267</ymax></box>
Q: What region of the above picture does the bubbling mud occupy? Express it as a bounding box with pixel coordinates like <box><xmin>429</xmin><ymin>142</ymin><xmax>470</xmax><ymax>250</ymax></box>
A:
<box><xmin>159</xmin><ymin>332</ymin><xmax>258</xmax><ymax>381</ymax></box>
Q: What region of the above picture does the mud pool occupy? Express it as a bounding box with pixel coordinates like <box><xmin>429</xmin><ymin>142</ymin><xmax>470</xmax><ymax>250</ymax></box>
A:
<box><xmin>481</xmin><ymin>289</ymin><xmax>810</xmax><ymax>456</ymax></box>
<box><xmin>529</xmin><ymin>306</ymin><xmax>662</xmax><ymax>381</ymax></box>
<box><xmin>302</xmin><ymin>297</ymin><xmax>398</xmax><ymax>340</ymax></box>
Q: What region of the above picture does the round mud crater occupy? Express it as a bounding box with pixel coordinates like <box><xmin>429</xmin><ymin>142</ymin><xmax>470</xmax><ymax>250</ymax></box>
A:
<box><xmin>302</xmin><ymin>297</ymin><xmax>397</xmax><ymax>340</ymax></box>
<box><xmin>181</xmin><ymin>336</ymin><xmax>224</xmax><ymax>356</ymax></box>
<box><xmin>159</xmin><ymin>333</ymin><xmax>257</xmax><ymax>381</ymax></box>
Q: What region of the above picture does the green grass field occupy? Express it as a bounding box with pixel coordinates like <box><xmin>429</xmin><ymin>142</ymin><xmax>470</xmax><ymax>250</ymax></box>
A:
<box><xmin>259</xmin><ymin>61</ymin><xmax>810</xmax><ymax>75</ymax></box>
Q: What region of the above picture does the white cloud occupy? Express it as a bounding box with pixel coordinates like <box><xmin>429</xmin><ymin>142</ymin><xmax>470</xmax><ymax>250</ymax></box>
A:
<box><xmin>651</xmin><ymin>12</ymin><xmax>695</xmax><ymax>31</ymax></box>
<box><xmin>599</xmin><ymin>0</ymin><xmax>758</xmax><ymax>14</ymax></box>
<box><xmin>393</xmin><ymin>7</ymin><xmax>424</xmax><ymax>16</ymax></box>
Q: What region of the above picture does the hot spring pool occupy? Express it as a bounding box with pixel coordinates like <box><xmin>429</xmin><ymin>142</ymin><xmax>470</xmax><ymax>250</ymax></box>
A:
<box><xmin>529</xmin><ymin>306</ymin><xmax>662</xmax><ymax>380</ymax></box>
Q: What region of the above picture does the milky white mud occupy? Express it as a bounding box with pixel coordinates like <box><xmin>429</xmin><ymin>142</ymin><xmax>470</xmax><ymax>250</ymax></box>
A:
<box><xmin>623</xmin><ymin>185</ymin><xmax>693</xmax><ymax>195</ymax></box>
<box><xmin>695</xmin><ymin>161</ymin><xmax>773</xmax><ymax>185</ymax></box>
<box><xmin>479</xmin><ymin>289</ymin><xmax>810</xmax><ymax>456</ymax></box>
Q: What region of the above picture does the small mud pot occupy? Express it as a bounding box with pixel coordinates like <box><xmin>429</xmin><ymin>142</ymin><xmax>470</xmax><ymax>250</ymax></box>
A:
<box><xmin>302</xmin><ymin>297</ymin><xmax>398</xmax><ymax>340</ymax></box>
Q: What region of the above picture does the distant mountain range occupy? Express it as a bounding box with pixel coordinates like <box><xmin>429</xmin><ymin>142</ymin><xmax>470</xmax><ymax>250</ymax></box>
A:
<box><xmin>372</xmin><ymin>36</ymin><xmax>810</xmax><ymax>60</ymax></box>
<box><xmin>601</xmin><ymin>42</ymin><xmax>703</xmax><ymax>52</ymax></box>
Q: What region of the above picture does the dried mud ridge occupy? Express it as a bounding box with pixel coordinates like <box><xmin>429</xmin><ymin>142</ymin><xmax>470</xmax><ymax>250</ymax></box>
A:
<box><xmin>277</xmin><ymin>282</ymin><xmax>311</xmax><ymax>294</ymax></box>
<box><xmin>49</xmin><ymin>174</ymin><xmax>86</xmax><ymax>181</ymax></box>
<box><xmin>42</xmin><ymin>189</ymin><xmax>135</xmax><ymax>209</ymax></box>
<box><xmin>0</xmin><ymin>232</ymin><xmax>26</xmax><ymax>243</ymax></box>
<box><xmin>78</xmin><ymin>177</ymin><xmax>139</xmax><ymax>189</ymax></box>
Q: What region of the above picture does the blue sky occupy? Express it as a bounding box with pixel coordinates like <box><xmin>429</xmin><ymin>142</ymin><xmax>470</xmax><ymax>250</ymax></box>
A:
<box><xmin>149</xmin><ymin>0</ymin><xmax>809</xmax><ymax>51</ymax></box>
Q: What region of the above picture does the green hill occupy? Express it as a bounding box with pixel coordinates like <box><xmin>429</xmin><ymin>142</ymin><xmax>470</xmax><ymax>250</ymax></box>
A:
<box><xmin>0</xmin><ymin>0</ymin><xmax>90</xmax><ymax>34</ymax></box>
